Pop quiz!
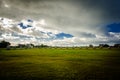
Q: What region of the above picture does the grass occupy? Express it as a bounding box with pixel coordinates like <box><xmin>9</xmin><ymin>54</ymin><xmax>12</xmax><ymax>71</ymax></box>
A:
<box><xmin>0</xmin><ymin>48</ymin><xmax>120</xmax><ymax>80</ymax></box>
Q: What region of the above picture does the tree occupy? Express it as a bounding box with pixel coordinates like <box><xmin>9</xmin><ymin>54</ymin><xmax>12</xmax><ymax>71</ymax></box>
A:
<box><xmin>40</xmin><ymin>44</ymin><xmax>49</xmax><ymax>48</ymax></box>
<box><xmin>114</xmin><ymin>44</ymin><xmax>120</xmax><ymax>48</ymax></box>
<box><xmin>0</xmin><ymin>40</ymin><xmax>11</xmax><ymax>48</ymax></box>
<box><xmin>103</xmin><ymin>44</ymin><xmax>109</xmax><ymax>47</ymax></box>
<box><xmin>99</xmin><ymin>44</ymin><xmax>109</xmax><ymax>48</ymax></box>
<box><xmin>89</xmin><ymin>44</ymin><xmax>93</xmax><ymax>48</ymax></box>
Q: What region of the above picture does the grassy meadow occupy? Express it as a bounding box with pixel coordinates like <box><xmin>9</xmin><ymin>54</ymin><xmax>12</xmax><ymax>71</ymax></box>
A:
<box><xmin>0</xmin><ymin>48</ymin><xmax>120</xmax><ymax>80</ymax></box>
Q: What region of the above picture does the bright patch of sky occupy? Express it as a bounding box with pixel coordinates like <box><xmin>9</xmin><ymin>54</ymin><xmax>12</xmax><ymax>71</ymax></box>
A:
<box><xmin>3</xmin><ymin>1</ymin><xmax>10</xmax><ymax>8</ymax></box>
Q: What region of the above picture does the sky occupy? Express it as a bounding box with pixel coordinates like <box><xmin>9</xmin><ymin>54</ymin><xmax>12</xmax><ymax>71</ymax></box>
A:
<box><xmin>0</xmin><ymin>0</ymin><xmax>120</xmax><ymax>46</ymax></box>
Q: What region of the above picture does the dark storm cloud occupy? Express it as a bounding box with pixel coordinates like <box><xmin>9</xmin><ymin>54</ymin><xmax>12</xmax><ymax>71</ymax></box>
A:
<box><xmin>76</xmin><ymin>0</ymin><xmax>120</xmax><ymax>21</ymax></box>
<box><xmin>0</xmin><ymin>0</ymin><xmax>120</xmax><ymax>37</ymax></box>
<box><xmin>1</xmin><ymin>0</ymin><xmax>120</xmax><ymax>20</ymax></box>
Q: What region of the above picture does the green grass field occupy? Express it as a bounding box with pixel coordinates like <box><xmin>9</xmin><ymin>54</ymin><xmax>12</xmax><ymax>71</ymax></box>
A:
<box><xmin>0</xmin><ymin>48</ymin><xmax>120</xmax><ymax>80</ymax></box>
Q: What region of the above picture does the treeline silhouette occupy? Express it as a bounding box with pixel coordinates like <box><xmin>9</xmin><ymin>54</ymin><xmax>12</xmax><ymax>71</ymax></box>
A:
<box><xmin>0</xmin><ymin>40</ymin><xmax>10</xmax><ymax>48</ymax></box>
<box><xmin>0</xmin><ymin>40</ymin><xmax>120</xmax><ymax>49</ymax></box>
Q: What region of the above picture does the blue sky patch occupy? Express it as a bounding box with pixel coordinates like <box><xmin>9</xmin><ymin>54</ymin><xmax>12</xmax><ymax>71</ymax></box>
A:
<box><xmin>55</xmin><ymin>33</ymin><xmax>73</xmax><ymax>39</ymax></box>
<box><xmin>18</xmin><ymin>23</ymin><xmax>32</xmax><ymax>29</ymax></box>
<box><xmin>107</xmin><ymin>23</ymin><xmax>120</xmax><ymax>32</ymax></box>
<box><xmin>28</xmin><ymin>19</ymin><xmax>33</xmax><ymax>22</ymax></box>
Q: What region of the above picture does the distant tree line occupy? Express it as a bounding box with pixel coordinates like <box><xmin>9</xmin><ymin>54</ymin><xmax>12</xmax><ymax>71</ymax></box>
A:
<box><xmin>89</xmin><ymin>44</ymin><xmax>120</xmax><ymax>48</ymax></box>
<box><xmin>0</xmin><ymin>40</ymin><xmax>120</xmax><ymax>49</ymax></box>
<box><xmin>99</xmin><ymin>44</ymin><xmax>110</xmax><ymax>48</ymax></box>
<box><xmin>35</xmin><ymin>44</ymin><xmax>49</xmax><ymax>48</ymax></box>
<box><xmin>18</xmin><ymin>44</ymin><xmax>34</xmax><ymax>48</ymax></box>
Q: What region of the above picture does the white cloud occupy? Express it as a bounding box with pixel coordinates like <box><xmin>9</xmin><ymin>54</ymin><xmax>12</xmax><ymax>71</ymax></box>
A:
<box><xmin>39</xmin><ymin>19</ymin><xmax>46</xmax><ymax>26</ymax></box>
<box><xmin>0</xmin><ymin>17</ymin><xmax>120</xmax><ymax>46</ymax></box>
<box><xmin>109</xmin><ymin>32</ymin><xmax>120</xmax><ymax>39</ymax></box>
<box><xmin>4</xmin><ymin>3</ymin><xmax>10</xmax><ymax>8</ymax></box>
<box><xmin>2</xmin><ymin>0</ymin><xmax>11</xmax><ymax>8</ymax></box>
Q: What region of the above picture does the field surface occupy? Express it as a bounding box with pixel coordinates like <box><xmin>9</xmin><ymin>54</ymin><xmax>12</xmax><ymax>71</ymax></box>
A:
<box><xmin>0</xmin><ymin>48</ymin><xmax>120</xmax><ymax>80</ymax></box>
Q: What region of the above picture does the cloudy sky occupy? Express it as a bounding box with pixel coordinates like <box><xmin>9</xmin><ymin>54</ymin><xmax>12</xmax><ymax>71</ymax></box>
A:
<box><xmin>0</xmin><ymin>0</ymin><xmax>120</xmax><ymax>46</ymax></box>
